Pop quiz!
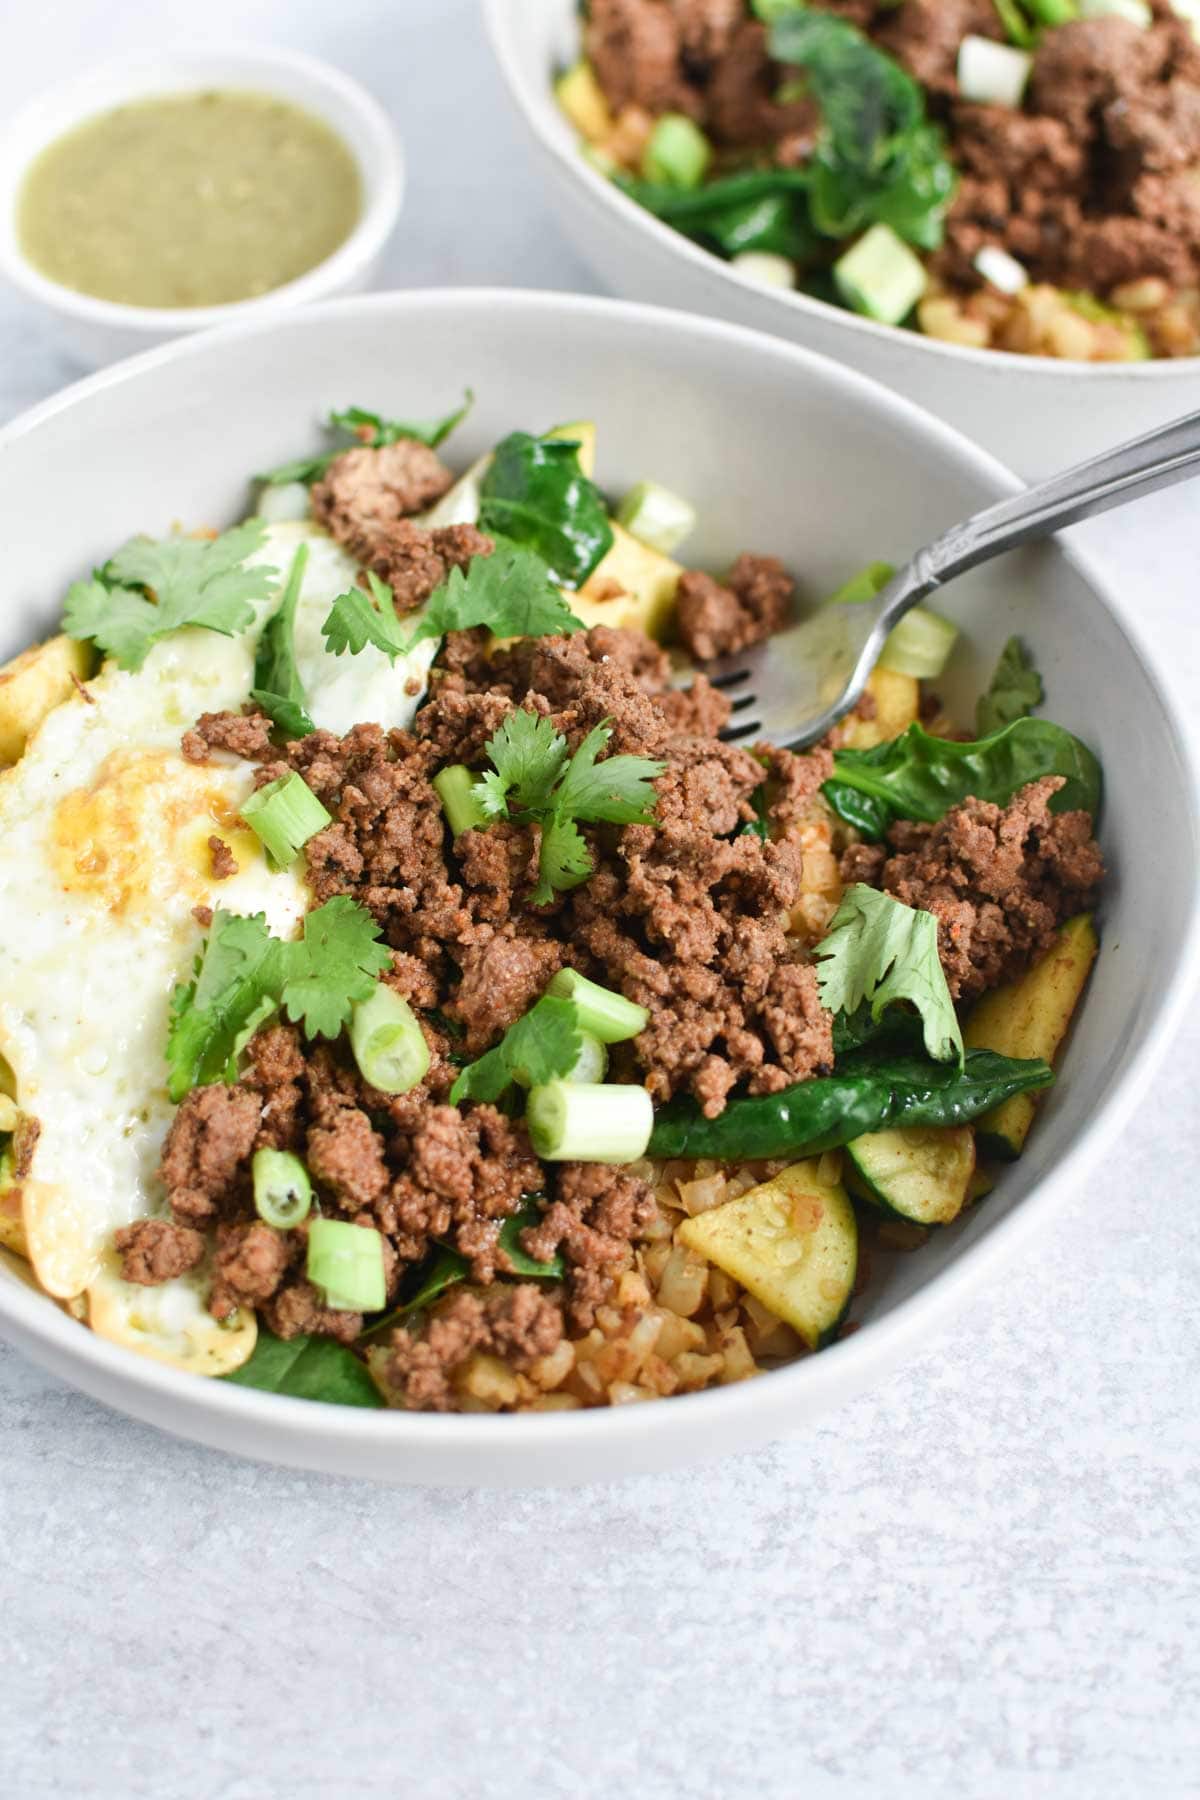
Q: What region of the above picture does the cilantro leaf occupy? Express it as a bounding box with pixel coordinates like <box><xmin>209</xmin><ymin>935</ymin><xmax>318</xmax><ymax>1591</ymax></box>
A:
<box><xmin>321</xmin><ymin>573</ymin><xmax>410</xmax><ymax>661</ymax></box>
<box><xmin>165</xmin><ymin>898</ymin><xmax>392</xmax><ymax>1099</ymax></box>
<box><xmin>476</xmin><ymin>710</ymin><xmax>570</xmax><ymax>819</ymax></box>
<box><xmin>466</xmin><ymin>710</ymin><xmax>665</xmax><ymax>904</ymax></box>
<box><xmin>814</xmin><ymin>883</ymin><xmax>963</xmax><ymax>1066</ymax></box>
<box><xmin>258</xmin><ymin>392</ymin><xmax>473</xmax><ymax>485</ymax></box>
<box><xmin>279</xmin><ymin>896</ymin><xmax>395</xmax><ymax>1040</ymax></box>
<box><xmin>165</xmin><ymin>911</ymin><xmax>284</xmax><ymax>1102</ymax></box>
<box><xmin>533</xmin><ymin>818</ymin><xmax>593</xmax><ymax>906</ymax></box>
<box><xmin>976</xmin><ymin>636</ymin><xmax>1044</xmax><ymax>737</ymax></box>
<box><xmin>553</xmin><ymin>722</ymin><xmax>663</xmax><ymax>824</ymax></box>
<box><xmin>322</xmin><ymin>544</ymin><xmax>583</xmax><ymax>666</ymax></box>
<box><xmin>328</xmin><ymin>391</ymin><xmax>474</xmax><ymax>451</ymax></box>
<box><xmin>450</xmin><ymin>995</ymin><xmax>582</xmax><ymax>1104</ymax></box>
<box><xmin>63</xmin><ymin>519</ymin><xmax>276</xmax><ymax>672</ymax></box>
<box><xmin>250</xmin><ymin>543</ymin><xmax>315</xmax><ymax>738</ymax></box>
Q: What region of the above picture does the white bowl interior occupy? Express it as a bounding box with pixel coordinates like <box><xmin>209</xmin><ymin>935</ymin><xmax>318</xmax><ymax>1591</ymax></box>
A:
<box><xmin>0</xmin><ymin>45</ymin><xmax>403</xmax><ymax>337</ymax></box>
<box><xmin>483</xmin><ymin>0</ymin><xmax>1200</xmax><ymax>477</ymax></box>
<box><xmin>0</xmin><ymin>289</ymin><xmax>1196</xmax><ymax>1484</ymax></box>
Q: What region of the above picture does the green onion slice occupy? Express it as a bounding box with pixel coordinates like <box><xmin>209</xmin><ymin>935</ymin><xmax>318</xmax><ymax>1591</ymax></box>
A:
<box><xmin>525</xmin><ymin>1079</ymin><xmax>654</xmax><ymax>1164</ymax></box>
<box><xmin>545</xmin><ymin>969</ymin><xmax>649</xmax><ymax>1044</ymax></box>
<box><xmin>433</xmin><ymin>763</ymin><xmax>488</xmax><ymax>838</ymax></box>
<box><xmin>349</xmin><ymin>984</ymin><xmax>431</xmax><ymax>1095</ymax></box>
<box><xmin>240</xmin><ymin>771</ymin><xmax>332</xmax><ymax>870</ymax></box>
<box><xmin>307</xmin><ymin>1218</ymin><xmax>387</xmax><ymax>1313</ymax></box>
<box><xmin>252</xmin><ymin>1148</ymin><xmax>313</xmax><ymax>1230</ymax></box>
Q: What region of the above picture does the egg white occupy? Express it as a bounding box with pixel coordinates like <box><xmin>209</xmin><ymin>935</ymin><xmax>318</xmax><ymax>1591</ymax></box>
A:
<box><xmin>0</xmin><ymin>516</ymin><xmax>438</xmax><ymax>1374</ymax></box>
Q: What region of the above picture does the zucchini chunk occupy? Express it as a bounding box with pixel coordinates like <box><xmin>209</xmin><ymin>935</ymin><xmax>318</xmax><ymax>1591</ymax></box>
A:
<box><xmin>570</xmin><ymin>521</ymin><xmax>682</xmax><ymax>640</ymax></box>
<box><xmin>840</xmin><ymin>667</ymin><xmax>920</xmax><ymax>748</ymax></box>
<box><xmin>964</xmin><ymin>913</ymin><xmax>1099</xmax><ymax>1159</ymax></box>
<box><xmin>845</xmin><ymin>1125</ymin><xmax>976</xmax><ymax>1226</ymax></box>
<box><xmin>678</xmin><ymin>1159</ymin><xmax>857</xmax><ymax>1350</ymax></box>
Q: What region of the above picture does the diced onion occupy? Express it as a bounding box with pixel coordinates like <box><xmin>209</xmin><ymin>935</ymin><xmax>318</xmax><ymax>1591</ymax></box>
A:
<box><xmin>974</xmin><ymin>245</ymin><xmax>1030</xmax><ymax>295</ymax></box>
<box><xmin>731</xmin><ymin>251</ymin><xmax>797</xmax><ymax>291</ymax></box>
<box><xmin>957</xmin><ymin>35</ymin><xmax>1033</xmax><ymax>107</ymax></box>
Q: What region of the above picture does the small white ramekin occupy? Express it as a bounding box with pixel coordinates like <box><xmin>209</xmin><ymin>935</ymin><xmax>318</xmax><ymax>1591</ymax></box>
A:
<box><xmin>0</xmin><ymin>44</ymin><xmax>404</xmax><ymax>367</ymax></box>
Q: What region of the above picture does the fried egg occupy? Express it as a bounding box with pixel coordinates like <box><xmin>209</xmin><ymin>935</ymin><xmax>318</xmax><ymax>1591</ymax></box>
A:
<box><xmin>0</xmin><ymin>517</ymin><xmax>437</xmax><ymax>1373</ymax></box>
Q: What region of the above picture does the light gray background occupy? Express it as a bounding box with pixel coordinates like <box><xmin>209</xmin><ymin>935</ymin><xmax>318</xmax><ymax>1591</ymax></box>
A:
<box><xmin>1</xmin><ymin>4</ymin><xmax>1198</xmax><ymax>1797</ymax></box>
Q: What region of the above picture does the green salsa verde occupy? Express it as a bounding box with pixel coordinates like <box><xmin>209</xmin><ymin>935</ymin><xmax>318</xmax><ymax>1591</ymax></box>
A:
<box><xmin>17</xmin><ymin>90</ymin><xmax>363</xmax><ymax>309</ymax></box>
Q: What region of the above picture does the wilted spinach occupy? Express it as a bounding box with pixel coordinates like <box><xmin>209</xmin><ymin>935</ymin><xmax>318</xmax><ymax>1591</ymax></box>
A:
<box><xmin>478</xmin><ymin>432</ymin><xmax>613</xmax><ymax>588</ymax></box>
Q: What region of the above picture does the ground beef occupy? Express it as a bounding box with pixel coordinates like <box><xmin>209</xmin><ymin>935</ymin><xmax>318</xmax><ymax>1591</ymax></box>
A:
<box><xmin>208</xmin><ymin>1221</ymin><xmax>293</xmax><ymax>1320</ymax></box>
<box><xmin>705</xmin><ymin>19</ymin><xmax>820</xmax><ymax>146</ymax></box>
<box><xmin>307</xmin><ymin>1108</ymin><xmax>391</xmax><ymax>1210</ymax></box>
<box><xmin>208</xmin><ymin>835</ymin><xmax>237</xmax><ymax>880</ymax></box>
<box><xmin>385</xmin><ymin>1283</ymin><xmax>565</xmax><ymax>1412</ymax></box>
<box><xmin>311</xmin><ymin>439</ymin><xmax>453</xmax><ymax>539</ymax></box>
<box><xmin>671</xmin><ymin>0</ymin><xmax>743</xmax><ymax>70</ymax></box>
<box><xmin>386</xmin><ymin>1105</ymin><xmax>541</xmax><ymax>1283</ymax></box>
<box><xmin>449</xmin><ymin>930</ymin><xmax>566</xmax><ymax>1053</ymax></box>
<box><xmin>158</xmin><ymin>1085</ymin><xmax>261</xmax><ymax>1224</ymax></box>
<box><xmin>263</xmin><ymin>1280</ymin><xmax>363</xmax><ymax>1344</ymax></box>
<box><xmin>875</xmin><ymin>0</ymin><xmax>1000</xmax><ymax>97</ymax></box>
<box><xmin>585</xmin><ymin>0</ymin><xmax>699</xmax><ymax>116</ymax></box>
<box><xmin>758</xmin><ymin>742</ymin><xmax>836</xmax><ymax>836</ymax></box>
<box><xmin>522</xmin><ymin>1163</ymin><xmax>657</xmax><ymax>1330</ymax></box>
<box><xmin>181</xmin><ymin>710</ymin><xmax>274</xmax><ymax>765</ymax></box>
<box><xmin>114</xmin><ymin>1218</ymin><xmax>205</xmax><ymax>1285</ymax></box>
<box><xmin>675</xmin><ymin>553</ymin><xmax>794</xmax><ymax>661</ymax></box>
<box><xmin>841</xmin><ymin>776</ymin><xmax>1104</xmax><ymax>1001</ymax></box>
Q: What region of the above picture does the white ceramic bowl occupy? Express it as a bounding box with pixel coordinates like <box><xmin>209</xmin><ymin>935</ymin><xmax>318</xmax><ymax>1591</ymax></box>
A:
<box><xmin>1</xmin><ymin>289</ymin><xmax>1197</xmax><ymax>1486</ymax></box>
<box><xmin>483</xmin><ymin>0</ymin><xmax>1200</xmax><ymax>480</ymax></box>
<box><xmin>0</xmin><ymin>45</ymin><xmax>404</xmax><ymax>368</ymax></box>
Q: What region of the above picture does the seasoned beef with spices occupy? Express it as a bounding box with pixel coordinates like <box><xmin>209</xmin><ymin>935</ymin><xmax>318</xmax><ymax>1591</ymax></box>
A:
<box><xmin>675</xmin><ymin>553</ymin><xmax>794</xmax><ymax>662</ymax></box>
<box><xmin>841</xmin><ymin>776</ymin><xmax>1103</xmax><ymax>1001</ymax></box>
<box><xmin>115</xmin><ymin>1218</ymin><xmax>205</xmax><ymax>1285</ymax></box>
<box><xmin>385</xmin><ymin>1284</ymin><xmax>565</xmax><ymax>1411</ymax></box>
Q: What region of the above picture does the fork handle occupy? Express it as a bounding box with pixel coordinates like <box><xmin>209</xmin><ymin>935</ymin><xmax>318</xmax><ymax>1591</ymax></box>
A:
<box><xmin>886</xmin><ymin>406</ymin><xmax>1200</xmax><ymax>614</ymax></box>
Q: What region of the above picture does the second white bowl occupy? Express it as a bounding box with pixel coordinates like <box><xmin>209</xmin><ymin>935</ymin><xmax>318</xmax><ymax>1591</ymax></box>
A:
<box><xmin>483</xmin><ymin>0</ymin><xmax>1200</xmax><ymax>479</ymax></box>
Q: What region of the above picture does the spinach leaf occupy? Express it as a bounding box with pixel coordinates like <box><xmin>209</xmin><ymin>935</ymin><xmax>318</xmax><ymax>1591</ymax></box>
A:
<box><xmin>648</xmin><ymin>1049</ymin><xmax>1053</xmax><ymax>1161</ymax></box>
<box><xmin>768</xmin><ymin>12</ymin><xmax>957</xmax><ymax>249</ymax></box>
<box><xmin>822</xmin><ymin>718</ymin><xmax>1102</xmax><ymax>841</ymax></box>
<box><xmin>976</xmin><ymin>636</ymin><xmax>1044</xmax><ymax>736</ymax></box>
<box><xmin>478</xmin><ymin>431</ymin><xmax>614</xmax><ymax>589</ymax></box>
<box><xmin>224</xmin><ymin>1331</ymin><xmax>383</xmax><ymax>1407</ymax></box>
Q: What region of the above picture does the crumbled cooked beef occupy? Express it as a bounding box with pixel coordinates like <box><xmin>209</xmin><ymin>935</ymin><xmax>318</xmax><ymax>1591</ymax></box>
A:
<box><xmin>759</xmin><ymin>742</ymin><xmax>836</xmax><ymax>836</ymax></box>
<box><xmin>522</xmin><ymin>1163</ymin><xmax>656</xmax><ymax>1329</ymax></box>
<box><xmin>841</xmin><ymin>776</ymin><xmax>1104</xmax><ymax>1000</ymax></box>
<box><xmin>876</xmin><ymin>0</ymin><xmax>1000</xmax><ymax>96</ymax></box>
<box><xmin>388</xmin><ymin>1105</ymin><xmax>541</xmax><ymax>1282</ymax></box>
<box><xmin>671</xmin><ymin>0</ymin><xmax>743</xmax><ymax>69</ymax></box>
<box><xmin>181</xmin><ymin>710</ymin><xmax>274</xmax><ymax>764</ymax></box>
<box><xmin>208</xmin><ymin>835</ymin><xmax>238</xmax><ymax>880</ymax></box>
<box><xmin>706</xmin><ymin>19</ymin><xmax>819</xmax><ymax>146</ymax></box>
<box><xmin>449</xmin><ymin>930</ymin><xmax>566</xmax><ymax>1053</ymax></box>
<box><xmin>675</xmin><ymin>553</ymin><xmax>794</xmax><ymax>661</ymax></box>
<box><xmin>307</xmin><ymin>1108</ymin><xmax>391</xmax><ymax>1210</ymax></box>
<box><xmin>585</xmin><ymin>0</ymin><xmax>699</xmax><ymax>116</ymax></box>
<box><xmin>311</xmin><ymin>439</ymin><xmax>453</xmax><ymax>538</ymax></box>
<box><xmin>209</xmin><ymin>1221</ymin><xmax>293</xmax><ymax>1320</ymax></box>
<box><xmin>114</xmin><ymin>1218</ymin><xmax>205</xmax><ymax>1285</ymax></box>
<box><xmin>263</xmin><ymin>1280</ymin><xmax>363</xmax><ymax>1344</ymax></box>
<box><xmin>385</xmin><ymin>1283</ymin><xmax>565</xmax><ymax>1411</ymax></box>
<box><xmin>158</xmin><ymin>1085</ymin><xmax>261</xmax><ymax>1224</ymax></box>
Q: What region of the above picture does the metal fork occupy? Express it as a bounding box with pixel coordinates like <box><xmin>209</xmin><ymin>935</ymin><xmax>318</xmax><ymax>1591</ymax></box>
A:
<box><xmin>705</xmin><ymin>408</ymin><xmax>1200</xmax><ymax>751</ymax></box>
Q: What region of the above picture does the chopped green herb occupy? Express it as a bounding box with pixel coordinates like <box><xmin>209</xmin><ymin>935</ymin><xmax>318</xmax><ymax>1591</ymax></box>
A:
<box><xmin>258</xmin><ymin>391</ymin><xmax>474</xmax><ymax>485</ymax></box>
<box><xmin>250</xmin><ymin>543</ymin><xmax>315</xmax><ymax>738</ymax></box>
<box><xmin>976</xmin><ymin>636</ymin><xmax>1045</xmax><ymax>736</ymax></box>
<box><xmin>450</xmin><ymin>994</ymin><xmax>583</xmax><ymax>1104</ymax></box>
<box><xmin>471</xmin><ymin>710</ymin><xmax>665</xmax><ymax>905</ymax></box>
<box><xmin>166</xmin><ymin>897</ymin><xmax>393</xmax><ymax>1101</ymax></box>
<box><xmin>814</xmin><ymin>883</ymin><xmax>964</xmax><ymax>1066</ymax></box>
<box><xmin>322</xmin><ymin>542</ymin><xmax>583</xmax><ymax>664</ymax></box>
<box><xmin>63</xmin><ymin>519</ymin><xmax>276</xmax><ymax>671</ymax></box>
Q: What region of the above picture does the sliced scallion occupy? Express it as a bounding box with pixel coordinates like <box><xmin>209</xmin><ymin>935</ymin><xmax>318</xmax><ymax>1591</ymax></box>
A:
<box><xmin>252</xmin><ymin>1148</ymin><xmax>313</xmax><ymax>1230</ymax></box>
<box><xmin>240</xmin><ymin>771</ymin><xmax>331</xmax><ymax>870</ymax></box>
<box><xmin>433</xmin><ymin>763</ymin><xmax>488</xmax><ymax>838</ymax></box>
<box><xmin>306</xmin><ymin>1218</ymin><xmax>386</xmax><ymax>1313</ymax></box>
<box><xmin>641</xmin><ymin>113</ymin><xmax>712</xmax><ymax>190</ymax></box>
<box><xmin>545</xmin><ymin>968</ymin><xmax>649</xmax><ymax>1043</ymax></box>
<box><xmin>349</xmin><ymin>984</ymin><xmax>430</xmax><ymax>1095</ymax></box>
<box><xmin>525</xmin><ymin>1079</ymin><xmax>654</xmax><ymax>1164</ymax></box>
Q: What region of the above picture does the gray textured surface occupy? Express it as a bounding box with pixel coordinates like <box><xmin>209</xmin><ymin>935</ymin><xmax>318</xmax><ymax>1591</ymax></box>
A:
<box><xmin>1</xmin><ymin>3</ymin><xmax>1199</xmax><ymax>1796</ymax></box>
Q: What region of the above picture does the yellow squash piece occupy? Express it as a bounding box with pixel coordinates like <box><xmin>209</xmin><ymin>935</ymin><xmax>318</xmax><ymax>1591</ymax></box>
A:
<box><xmin>965</xmin><ymin>913</ymin><xmax>1099</xmax><ymax>1159</ymax></box>
<box><xmin>679</xmin><ymin>1160</ymin><xmax>858</xmax><ymax>1350</ymax></box>
<box><xmin>545</xmin><ymin>418</ymin><xmax>597</xmax><ymax>479</ymax></box>
<box><xmin>570</xmin><ymin>521</ymin><xmax>682</xmax><ymax>640</ymax></box>
<box><xmin>555</xmin><ymin>61</ymin><xmax>615</xmax><ymax>146</ymax></box>
<box><xmin>840</xmin><ymin>667</ymin><xmax>919</xmax><ymax>749</ymax></box>
<box><xmin>0</xmin><ymin>634</ymin><xmax>93</xmax><ymax>765</ymax></box>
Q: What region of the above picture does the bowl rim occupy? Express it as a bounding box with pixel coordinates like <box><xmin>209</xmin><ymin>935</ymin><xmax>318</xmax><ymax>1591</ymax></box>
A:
<box><xmin>1</xmin><ymin>285</ymin><xmax>1198</xmax><ymax>1472</ymax></box>
<box><xmin>481</xmin><ymin>0</ymin><xmax>1193</xmax><ymax>387</ymax></box>
<box><xmin>0</xmin><ymin>42</ymin><xmax>404</xmax><ymax>335</ymax></box>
